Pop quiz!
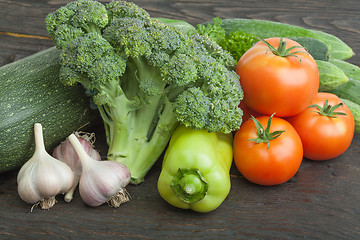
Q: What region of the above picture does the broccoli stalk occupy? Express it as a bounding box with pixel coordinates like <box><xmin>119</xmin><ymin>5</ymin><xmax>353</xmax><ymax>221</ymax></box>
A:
<box><xmin>100</xmin><ymin>76</ymin><xmax>178</xmax><ymax>184</ymax></box>
<box><xmin>105</xmin><ymin>97</ymin><xmax>178</xmax><ymax>184</ymax></box>
<box><xmin>46</xmin><ymin>0</ymin><xmax>243</xmax><ymax>184</ymax></box>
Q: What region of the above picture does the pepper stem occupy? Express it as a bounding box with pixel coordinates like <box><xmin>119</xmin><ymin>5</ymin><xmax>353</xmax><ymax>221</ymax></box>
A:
<box><xmin>171</xmin><ymin>168</ymin><xmax>208</xmax><ymax>203</ymax></box>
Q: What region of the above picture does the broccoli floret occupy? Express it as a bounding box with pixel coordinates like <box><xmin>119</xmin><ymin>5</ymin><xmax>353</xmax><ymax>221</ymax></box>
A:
<box><xmin>46</xmin><ymin>0</ymin><xmax>109</xmax><ymax>48</ymax></box>
<box><xmin>106</xmin><ymin>0</ymin><xmax>150</xmax><ymax>21</ymax></box>
<box><xmin>46</xmin><ymin>0</ymin><xmax>243</xmax><ymax>184</ymax></box>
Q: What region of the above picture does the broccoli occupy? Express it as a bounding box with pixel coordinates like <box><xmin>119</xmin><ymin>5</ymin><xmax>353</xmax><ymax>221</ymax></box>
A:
<box><xmin>46</xmin><ymin>0</ymin><xmax>243</xmax><ymax>184</ymax></box>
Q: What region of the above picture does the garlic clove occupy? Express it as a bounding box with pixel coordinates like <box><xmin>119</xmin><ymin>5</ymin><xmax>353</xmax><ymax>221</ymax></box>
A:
<box><xmin>68</xmin><ymin>134</ymin><xmax>131</xmax><ymax>207</ymax></box>
<box><xmin>17</xmin><ymin>123</ymin><xmax>74</xmax><ymax>211</ymax></box>
<box><xmin>52</xmin><ymin>132</ymin><xmax>101</xmax><ymax>202</ymax></box>
<box><xmin>79</xmin><ymin>161</ymin><xmax>131</xmax><ymax>207</ymax></box>
<box><xmin>53</xmin><ymin>139</ymin><xmax>81</xmax><ymax>174</ymax></box>
<box><xmin>17</xmin><ymin>166</ymin><xmax>43</xmax><ymax>204</ymax></box>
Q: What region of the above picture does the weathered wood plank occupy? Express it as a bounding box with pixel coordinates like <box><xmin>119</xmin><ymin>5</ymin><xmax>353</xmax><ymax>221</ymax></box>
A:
<box><xmin>0</xmin><ymin>0</ymin><xmax>359</xmax><ymax>64</ymax></box>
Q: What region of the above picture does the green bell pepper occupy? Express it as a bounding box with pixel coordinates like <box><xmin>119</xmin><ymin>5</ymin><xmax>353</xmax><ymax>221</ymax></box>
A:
<box><xmin>157</xmin><ymin>125</ymin><xmax>233</xmax><ymax>212</ymax></box>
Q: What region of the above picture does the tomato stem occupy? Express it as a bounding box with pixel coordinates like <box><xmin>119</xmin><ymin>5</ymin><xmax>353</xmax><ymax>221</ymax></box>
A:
<box><xmin>309</xmin><ymin>99</ymin><xmax>347</xmax><ymax>118</ymax></box>
<box><xmin>260</xmin><ymin>37</ymin><xmax>306</xmax><ymax>63</ymax></box>
<box><xmin>248</xmin><ymin>113</ymin><xmax>285</xmax><ymax>149</ymax></box>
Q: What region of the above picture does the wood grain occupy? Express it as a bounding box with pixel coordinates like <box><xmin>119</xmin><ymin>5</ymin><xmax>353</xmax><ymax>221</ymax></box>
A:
<box><xmin>0</xmin><ymin>0</ymin><xmax>359</xmax><ymax>239</ymax></box>
<box><xmin>0</xmin><ymin>0</ymin><xmax>359</xmax><ymax>64</ymax></box>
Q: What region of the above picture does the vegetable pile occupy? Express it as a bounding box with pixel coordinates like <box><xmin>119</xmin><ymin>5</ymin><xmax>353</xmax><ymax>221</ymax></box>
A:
<box><xmin>0</xmin><ymin>0</ymin><xmax>359</xmax><ymax>213</ymax></box>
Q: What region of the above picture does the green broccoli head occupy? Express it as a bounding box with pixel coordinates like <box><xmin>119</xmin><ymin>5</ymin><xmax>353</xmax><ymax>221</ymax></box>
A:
<box><xmin>60</xmin><ymin>32</ymin><xmax>126</xmax><ymax>89</ymax></box>
<box><xmin>160</xmin><ymin>52</ymin><xmax>198</xmax><ymax>86</ymax></box>
<box><xmin>47</xmin><ymin>0</ymin><xmax>243</xmax><ymax>184</ymax></box>
<box><xmin>190</xmin><ymin>33</ymin><xmax>236</xmax><ymax>68</ymax></box>
<box><xmin>103</xmin><ymin>17</ymin><xmax>152</xmax><ymax>58</ymax></box>
<box><xmin>106</xmin><ymin>0</ymin><xmax>150</xmax><ymax>21</ymax></box>
<box><xmin>48</xmin><ymin>0</ymin><xmax>243</xmax><ymax>133</ymax></box>
<box><xmin>174</xmin><ymin>87</ymin><xmax>211</xmax><ymax>130</ymax></box>
<box><xmin>46</xmin><ymin>0</ymin><xmax>109</xmax><ymax>48</ymax></box>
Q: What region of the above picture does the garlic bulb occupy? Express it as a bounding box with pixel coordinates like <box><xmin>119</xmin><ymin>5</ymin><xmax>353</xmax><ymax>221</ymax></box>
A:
<box><xmin>68</xmin><ymin>134</ymin><xmax>131</xmax><ymax>207</ymax></box>
<box><xmin>17</xmin><ymin>123</ymin><xmax>74</xmax><ymax>211</ymax></box>
<box><xmin>53</xmin><ymin>132</ymin><xmax>101</xmax><ymax>202</ymax></box>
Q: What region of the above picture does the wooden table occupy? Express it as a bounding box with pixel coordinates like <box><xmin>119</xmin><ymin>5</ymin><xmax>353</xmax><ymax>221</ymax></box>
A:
<box><xmin>1</xmin><ymin>0</ymin><xmax>359</xmax><ymax>239</ymax></box>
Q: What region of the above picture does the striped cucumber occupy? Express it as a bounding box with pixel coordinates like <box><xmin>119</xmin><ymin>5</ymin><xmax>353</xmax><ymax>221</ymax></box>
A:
<box><xmin>329</xmin><ymin>79</ymin><xmax>360</xmax><ymax>106</ymax></box>
<box><xmin>340</xmin><ymin>98</ymin><xmax>360</xmax><ymax>133</ymax></box>
<box><xmin>328</xmin><ymin>59</ymin><xmax>360</xmax><ymax>80</ymax></box>
<box><xmin>316</xmin><ymin>60</ymin><xmax>348</xmax><ymax>91</ymax></box>
<box><xmin>220</xmin><ymin>18</ymin><xmax>354</xmax><ymax>60</ymax></box>
<box><xmin>291</xmin><ymin>37</ymin><xmax>330</xmax><ymax>61</ymax></box>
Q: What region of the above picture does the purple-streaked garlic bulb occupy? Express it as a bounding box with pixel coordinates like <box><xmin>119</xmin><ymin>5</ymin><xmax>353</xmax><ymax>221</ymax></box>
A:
<box><xmin>68</xmin><ymin>134</ymin><xmax>131</xmax><ymax>207</ymax></box>
<box><xmin>53</xmin><ymin>132</ymin><xmax>101</xmax><ymax>202</ymax></box>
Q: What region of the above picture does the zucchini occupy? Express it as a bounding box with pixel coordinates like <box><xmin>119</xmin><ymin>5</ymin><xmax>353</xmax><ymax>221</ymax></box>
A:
<box><xmin>0</xmin><ymin>47</ymin><xmax>99</xmax><ymax>172</ymax></box>
<box><xmin>220</xmin><ymin>18</ymin><xmax>354</xmax><ymax>60</ymax></box>
<box><xmin>340</xmin><ymin>98</ymin><xmax>360</xmax><ymax>133</ymax></box>
<box><xmin>316</xmin><ymin>60</ymin><xmax>348</xmax><ymax>91</ymax></box>
<box><xmin>291</xmin><ymin>37</ymin><xmax>330</xmax><ymax>61</ymax></box>
<box><xmin>328</xmin><ymin>59</ymin><xmax>360</xmax><ymax>80</ymax></box>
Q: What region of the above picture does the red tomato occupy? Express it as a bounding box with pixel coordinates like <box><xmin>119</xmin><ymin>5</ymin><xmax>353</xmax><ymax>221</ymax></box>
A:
<box><xmin>235</xmin><ymin>37</ymin><xmax>319</xmax><ymax>117</ymax></box>
<box><xmin>287</xmin><ymin>92</ymin><xmax>355</xmax><ymax>161</ymax></box>
<box><xmin>233</xmin><ymin>115</ymin><xmax>303</xmax><ymax>186</ymax></box>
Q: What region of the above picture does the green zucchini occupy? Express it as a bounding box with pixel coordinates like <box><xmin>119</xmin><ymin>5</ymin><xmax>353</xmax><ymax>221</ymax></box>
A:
<box><xmin>220</xmin><ymin>18</ymin><xmax>354</xmax><ymax>60</ymax></box>
<box><xmin>340</xmin><ymin>98</ymin><xmax>360</xmax><ymax>133</ymax></box>
<box><xmin>0</xmin><ymin>47</ymin><xmax>99</xmax><ymax>172</ymax></box>
<box><xmin>316</xmin><ymin>60</ymin><xmax>348</xmax><ymax>91</ymax></box>
<box><xmin>328</xmin><ymin>59</ymin><xmax>360</xmax><ymax>80</ymax></box>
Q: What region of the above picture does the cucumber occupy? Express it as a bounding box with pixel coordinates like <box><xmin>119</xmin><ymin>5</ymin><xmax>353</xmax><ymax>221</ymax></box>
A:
<box><xmin>220</xmin><ymin>18</ymin><xmax>354</xmax><ymax>60</ymax></box>
<box><xmin>325</xmin><ymin>78</ymin><xmax>360</xmax><ymax>133</ymax></box>
<box><xmin>340</xmin><ymin>98</ymin><xmax>360</xmax><ymax>133</ymax></box>
<box><xmin>328</xmin><ymin>59</ymin><xmax>360</xmax><ymax>80</ymax></box>
<box><xmin>291</xmin><ymin>37</ymin><xmax>330</xmax><ymax>61</ymax></box>
<box><xmin>329</xmin><ymin>79</ymin><xmax>360</xmax><ymax>106</ymax></box>
<box><xmin>0</xmin><ymin>47</ymin><xmax>99</xmax><ymax>172</ymax></box>
<box><xmin>316</xmin><ymin>60</ymin><xmax>348</xmax><ymax>91</ymax></box>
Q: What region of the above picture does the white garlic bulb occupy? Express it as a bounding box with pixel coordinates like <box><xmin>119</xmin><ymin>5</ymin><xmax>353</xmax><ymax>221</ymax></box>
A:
<box><xmin>68</xmin><ymin>134</ymin><xmax>131</xmax><ymax>207</ymax></box>
<box><xmin>53</xmin><ymin>132</ymin><xmax>101</xmax><ymax>202</ymax></box>
<box><xmin>17</xmin><ymin>123</ymin><xmax>74</xmax><ymax>211</ymax></box>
